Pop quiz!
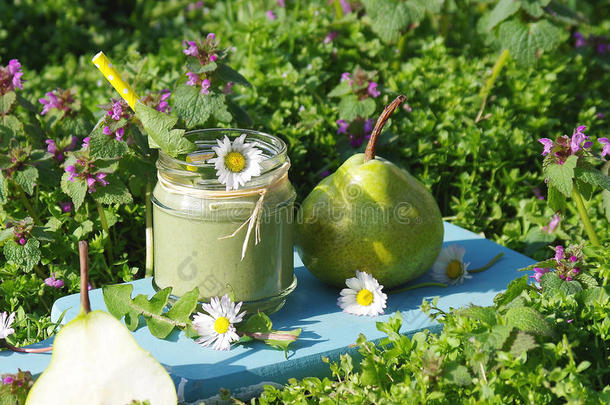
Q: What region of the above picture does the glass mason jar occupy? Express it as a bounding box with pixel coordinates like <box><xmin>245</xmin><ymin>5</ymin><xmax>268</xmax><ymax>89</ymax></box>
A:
<box><xmin>152</xmin><ymin>129</ymin><xmax>297</xmax><ymax>314</ymax></box>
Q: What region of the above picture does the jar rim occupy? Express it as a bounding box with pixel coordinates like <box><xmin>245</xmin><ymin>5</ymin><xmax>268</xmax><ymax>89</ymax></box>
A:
<box><xmin>156</xmin><ymin>128</ymin><xmax>289</xmax><ymax>190</ymax></box>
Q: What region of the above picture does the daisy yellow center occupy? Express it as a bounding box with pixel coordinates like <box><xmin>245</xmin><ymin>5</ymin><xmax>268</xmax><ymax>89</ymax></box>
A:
<box><xmin>356</xmin><ymin>289</ymin><xmax>374</xmax><ymax>306</ymax></box>
<box><xmin>214</xmin><ymin>316</ymin><xmax>230</xmax><ymax>334</ymax></box>
<box><xmin>446</xmin><ymin>260</ymin><xmax>463</xmax><ymax>279</ymax></box>
<box><xmin>224</xmin><ymin>151</ymin><xmax>246</xmax><ymax>173</ymax></box>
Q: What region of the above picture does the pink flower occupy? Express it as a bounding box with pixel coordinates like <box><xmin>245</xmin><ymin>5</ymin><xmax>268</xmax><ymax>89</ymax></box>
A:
<box><xmin>339</xmin><ymin>0</ymin><xmax>352</xmax><ymax>14</ymax></box>
<box><xmin>367</xmin><ymin>82</ymin><xmax>381</xmax><ymax>98</ymax></box>
<box><xmin>554</xmin><ymin>245</ymin><xmax>564</xmax><ymax>263</ymax></box>
<box><xmin>186</xmin><ymin>72</ymin><xmax>200</xmax><ymax>86</ymax></box>
<box><xmin>266</xmin><ymin>10</ymin><xmax>276</xmax><ymax>20</ymax></box>
<box><xmin>108</xmin><ymin>100</ymin><xmax>123</xmax><ymax>121</ymax></box>
<box><xmin>336</xmin><ymin>119</ymin><xmax>349</xmax><ymax>135</ymax></box>
<box><xmin>324</xmin><ymin>31</ymin><xmax>338</xmax><ymax>44</ymax></box>
<box><xmin>1</xmin><ymin>59</ymin><xmax>24</xmax><ymax>94</ymax></box>
<box><xmin>340</xmin><ymin>72</ymin><xmax>351</xmax><ymax>82</ymax></box>
<box><xmin>103</xmin><ymin>126</ymin><xmax>112</xmax><ymax>135</ymax></box>
<box><xmin>86</xmin><ymin>175</ymin><xmax>96</xmax><ymax>191</ymax></box>
<box><xmin>574</xmin><ymin>32</ymin><xmax>587</xmax><ymax>48</ymax></box>
<box><xmin>570</xmin><ymin>126</ymin><xmax>591</xmax><ymax>153</ymax></box>
<box><xmin>538</xmin><ymin>138</ymin><xmax>554</xmax><ymax>156</ymax></box>
<box><xmin>207</xmin><ymin>33</ymin><xmax>216</xmax><ymax>41</ymax></box>
<box><xmin>115</xmin><ymin>127</ymin><xmax>125</xmax><ymax>141</ymax></box>
<box><xmin>39</xmin><ymin>92</ymin><xmax>61</xmax><ymax>115</ymax></box>
<box><xmin>364</xmin><ymin>118</ymin><xmax>375</xmax><ymax>136</ymax></box>
<box><xmin>542</xmin><ymin>213</ymin><xmax>560</xmax><ymax>234</ymax></box>
<box><xmin>2</xmin><ymin>376</ymin><xmax>14</xmax><ymax>385</ymax></box>
<box><xmin>96</xmin><ymin>172</ymin><xmax>109</xmax><ymax>187</ymax></box>
<box><xmin>82</xmin><ymin>137</ymin><xmax>90</xmax><ymax>149</ymax></box>
<box><xmin>45</xmin><ymin>139</ymin><xmax>57</xmax><ymax>155</ymax></box>
<box><xmin>59</xmin><ymin>201</ymin><xmax>72</xmax><ymax>213</ymax></box>
<box><xmin>18</xmin><ymin>237</ymin><xmax>26</xmax><ymax>245</ymax></box>
<box><xmin>599</xmin><ymin>138</ymin><xmax>610</xmax><ymax>158</ymax></box>
<box><xmin>277</xmin><ymin>0</ymin><xmax>285</xmax><ymax>6</ymax></box>
<box><xmin>530</xmin><ymin>267</ymin><xmax>550</xmax><ymax>283</ymax></box>
<box><xmin>183</xmin><ymin>40</ymin><xmax>199</xmax><ymax>57</ymax></box>
<box><xmin>200</xmin><ymin>78</ymin><xmax>211</xmax><ymax>95</ymax></box>
<box><xmin>209</xmin><ymin>54</ymin><xmax>218</xmax><ymax>62</ymax></box>
<box><xmin>45</xmin><ymin>273</ymin><xmax>64</xmax><ymax>289</ymax></box>
<box><xmin>65</xmin><ymin>165</ymin><xmax>77</xmax><ymax>182</ymax></box>
<box><xmin>223</xmin><ymin>81</ymin><xmax>234</xmax><ymax>95</ymax></box>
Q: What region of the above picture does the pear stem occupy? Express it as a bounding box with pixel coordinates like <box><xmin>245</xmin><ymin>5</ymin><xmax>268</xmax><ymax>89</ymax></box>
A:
<box><xmin>79</xmin><ymin>241</ymin><xmax>91</xmax><ymax>314</ymax></box>
<box><xmin>364</xmin><ymin>95</ymin><xmax>407</xmax><ymax>162</ymax></box>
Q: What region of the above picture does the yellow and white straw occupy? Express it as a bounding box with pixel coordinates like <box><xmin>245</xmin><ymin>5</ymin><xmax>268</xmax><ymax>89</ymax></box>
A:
<box><xmin>91</xmin><ymin>51</ymin><xmax>139</xmax><ymax>110</ymax></box>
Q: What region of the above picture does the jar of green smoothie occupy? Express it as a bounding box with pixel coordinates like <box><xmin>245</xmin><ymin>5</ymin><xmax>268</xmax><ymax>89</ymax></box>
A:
<box><xmin>152</xmin><ymin>129</ymin><xmax>297</xmax><ymax>314</ymax></box>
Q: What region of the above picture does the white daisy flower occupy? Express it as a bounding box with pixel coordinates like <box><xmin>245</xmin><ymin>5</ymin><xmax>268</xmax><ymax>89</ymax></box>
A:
<box><xmin>430</xmin><ymin>244</ymin><xmax>472</xmax><ymax>285</ymax></box>
<box><xmin>0</xmin><ymin>311</ymin><xmax>16</xmax><ymax>340</ymax></box>
<box><xmin>209</xmin><ymin>134</ymin><xmax>264</xmax><ymax>191</ymax></box>
<box><xmin>192</xmin><ymin>294</ymin><xmax>246</xmax><ymax>351</ymax></box>
<box><xmin>338</xmin><ymin>271</ymin><xmax>387</xmax><ymax>316</ymax></box>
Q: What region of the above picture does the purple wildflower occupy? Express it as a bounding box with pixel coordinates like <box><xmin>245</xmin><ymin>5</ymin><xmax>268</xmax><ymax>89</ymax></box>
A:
<box><xmin>570</xmin><ymin>126</ymin><xmax>591</xmax><ymax>153</ymax></box>
<box><xmin>44</xmin><ymin>273</ymin><xmax>64</xmax><ymax>289</ymax></box>
<box><xmin>0</xmin><ymin>59</ymin><xmax>24</xmax><ymax>94</ymax></box>
<box><xmin>555</xmin><ymin>245</ymin><xmax>564</xmax><ymax>263</ymax></box>
<box><xmin>278</xmin><ymin>0</ymin><xmax>285</xmax><ymax>6</ymax></box>
<box><xmin>103</xmin><ymin>126</ymin><xmax>111</xmax><ymax>135</ymax></box>
<box><xmin>341</xmin><ymin>72</ymin><xmax>351</xmax><ymax>82</ymax></box>
<box><xmin>599</xmin><ymin>138</ymin><xmax>609</xmax><ymax>158</ymax></box>
<box><xmin>530</xmin><ymin>267</ymin><xmax>550</xmax><ymax>283</ymax></box>
<box><xmin>39</xmin><ymin>92</ymin><xmax>62</xmax><ymax>115</ymax></box>
<box><xmin>183</xmin><ymin>40</ymin><xmax>199</xmax><ymax>57</ymax></box>
<box><xmin>207</xmin><ymin>33</ymin><xmax>216</xmax><ymax>41</ymax></box>
<box><xmin>59</xmin><ymin>202</ymin><xmax>72</xmax><ymax>213</ymax></box>
<box><xmin>320</xmin><ymin>170</ymin><xmax>330</xmax><ymax>178</ymax></box>
<box><xmin>539</xmin><ymin>138</ymin><xmax>554</xmax><ymax>156</ymax></box>
<box><xmin>223</xmin><ymin>81</ymin><xmax>234</xmax><ymax>95</ymax></box>
<box><xmin>266</xmin><ymin>10</ymin><xmax>276</xmax><ymax>20</ymax></box>
<box><xmin>367</xmin><ymin>82</ymin><xmax>381</xmax><ymax>98</ymax></box>
<box><xmin>157</xmin><ymin>89</ymin><xmax>171</xmax><ymax>113</ymax></box>
<box><xmin>533</xmin><ymin>187</ymin><xmax>545</xmax><ymax>200</ymax></box>
<box><xmin>574</xmin><ymin>32</ymin><xmax>587</xmax><ymax>48</ymax></box>
<box><xmin>543</xmin><ymin>213</ymin><xmax>560</xmax><ymax>234</ymax></box>
<box><xmin>570</xmin><ymin>255</ymin><xmax>578</xmax><ymax>262</ymax></box>
<box><xmin>336</xmin><ymin>119</ymin><xmax>349</xmax><ymax>135</ymax></box>
<box><xmin>403</xmin><ymin>103</ymin><xmax>412</xmax><ymax>113</ymax></box>
<box><xmin>18</xmin><ymin>237</ymin><xmax>26</xmax><ymax>245</ymax></box>
<box><xmin>46</xmin><ymin>139</ymin><xmax>57</xmax><ymax>155</ymax></box>
<box><xmin>82</xmin><ymin>137</ymin><xmax>90</xmax><ymax>149</ymax></box>
<box><xmin>339</xmin><ymin>0</ymin><xmax>352</xmax><ymax>14</ymax></box>
<box><xmin>108</xmin><ymin>100</ymin><xmax>123</xmax><ymax>121</ymax></box>
<box><xmin>364</xmin><ymin>118</ymin><xmax>375</xmax><ymax>136</ymax></box>
<box><xmin>96</xmin><ymin>172</ymin><xmax>109</xmax><ymax>187</ymax></box>
<box><xmin>200</xmin><ymin>78</ymin><xmax>211</xmax><ymax>95</ymax></box>
<box><xmin>567</xmin><ymin>319</ymin><xmax>574</xmax><ymax>323</ymax></box>
<box><xmin>2</xmin><ymin>376</ymin><xmax>14</xmax><ymax>385</ymax></box>
<box><xmin>209</xmin><ymin>54</ymin><xmax>218</xmax><ymax>62</ymax></box>
<box><xmin>186</xmin><ymin>72</ymin><xmax>200</xmax><ymax>86</ymax></box>
<box><xmin>65</xmin><ymin>165</ymin><xmax>77</xmax><ymax>182</ymax></box>
<box><xmin>596</xmin><ymin>44</ymin><xmax>607</xmax><ymax>54</ymax></box>
<box><xmin>324</xmin><ymin>31</ymin><xmax>338</xmax><ymax>44</ymax></box>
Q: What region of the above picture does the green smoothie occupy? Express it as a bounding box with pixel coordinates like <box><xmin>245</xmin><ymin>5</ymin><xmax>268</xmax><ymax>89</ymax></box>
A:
<box><xmin>151</xmin><ymin>129</ymin><xmax>297</xmax><ymax>314</ymax></box>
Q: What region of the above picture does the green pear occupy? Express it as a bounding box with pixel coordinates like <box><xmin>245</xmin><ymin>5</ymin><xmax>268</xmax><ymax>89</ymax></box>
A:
<box><xmin>26</xmin><ymin>242</ymin><xmax>177</xmax><ymax>405</ymax></box>
<box><xmin>296</xmin><ymin>96</ymin><xmax>444</xmax><ymax>288</ymax></box>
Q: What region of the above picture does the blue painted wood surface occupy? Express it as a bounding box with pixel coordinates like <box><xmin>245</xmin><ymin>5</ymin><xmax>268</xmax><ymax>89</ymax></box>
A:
<box><xmin>1</xmin><ymin>222</ymin><xmax>534</xmax><ymax>401</ymax></box>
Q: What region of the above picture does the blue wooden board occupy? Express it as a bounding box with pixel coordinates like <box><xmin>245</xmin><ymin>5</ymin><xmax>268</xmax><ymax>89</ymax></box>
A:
<box><xmin>1</xmin><ymin>222</ymin><xmax>534</xmax><ymax>401</ymax></box>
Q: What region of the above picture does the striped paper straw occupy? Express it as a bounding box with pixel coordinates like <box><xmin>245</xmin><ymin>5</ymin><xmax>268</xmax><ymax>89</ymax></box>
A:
<box><xmin>91</xmin><ymin>51</ymin><xmax>139</xmax><ymax>110</ymax></box>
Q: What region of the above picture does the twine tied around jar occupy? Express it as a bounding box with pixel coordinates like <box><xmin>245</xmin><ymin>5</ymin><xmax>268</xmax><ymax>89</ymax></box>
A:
<box><xmin>157</xmin><ymin>162</ymin><xmax>290</xmax><ymax>260</ymax></box>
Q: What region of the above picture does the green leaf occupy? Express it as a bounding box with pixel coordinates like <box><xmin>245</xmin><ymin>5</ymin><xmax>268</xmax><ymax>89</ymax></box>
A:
<box><xmin>540</xmin><ymin>272</ymin><xmax>583</xmax><ymax>295</ymax></box>
<box><xmin>241</xmin><ymin>313</ymin><xmax>273</xmax><ymax>334</ymax></box>
<box><xmin>135</xmin><ymin>101</ymin><xmax>196</xmax><ymax>157</ymax></box>
<box><xmin>227</xmin><ymin>100</ymin><xmax>252</xmax><ymax>127</ymax></box>
<box><xmin>187</xmin><ymin>60</ymin><xmax>217</xmax><ymax>74</ymax></box>
<box><xmin>162</xmin><ymin>287</ymin><xmax>199</xmax><ymax>329</ymax></box>
<box><xmin>494</xmin><ymin>275</ymin><xmax>531</xmax><ymax>307</ymax></box>
<box><xmin>486</xmin><ymin>324</ymin><xmax>513</xmax><ymax>350</ymax></box>
<box><xmin>0</xmin><ymin>170</ymin><xmax>7</xmax><ymax>205</ymax></box>
<box><xmin>61</xmin><ymin>172</ymin><xmax>87</xmax><ymax>211</ymax></box>
<box><xmin>338</xmin><ymin>95</ymin><xmax>376</xmax><ymax>121</ymax></box>
<box><xmin>575</xmin><ymin>179</ymin><xmax>593</xmax><ymax>201</ymax></box>
<box><xmin>0</xmin><ymin>92</ymin><xmax>16</xmax><ymax>115</ymax></box>
<box><xmin>173</xmin><ymin>84</ymin><xmax>232</xmax><ymax>128</ymax></box>
<box><xmin>505</xmin><ymin>306</ymin><xmax>555</xmax><ymax>338</ymax></box>
<box><xmin>103</xmin><ymin>284</ymin><xmax>142</xmax><ymax>331</ymax></box>
<box><xmin>484</xmin><ymin>0</ymin><xmax>521</xmax><ymax>32</ymax></box>
<box><xmin>498</xmin><ymin>19</ymin><xmax>563</xmax><ymax>66</ymax></box>
<box><xmin>603</xmin><ymin>188</ymin><xmax>610</xmax><ymax>222</ymax></box>
<box><xmin>574</xmin><ymin>272</ymin><xmax>598</xmax><ymax>288</ymax></box>
<box><xmin>328</xmin><ymin>81</ymin><xmax>353</xmax><ymax>98</ymax></box>
<box><xmin>457</xmin><ymin>306</ymin><xmax>497</xmax><ymax>326</ymax></box>
<box><xmin>443</xmin><ymin>363</ymin><xmax>472</xmax><ymax>386</ymax></box>
<box><xmin>548</xmin><ymin>185</ymin><xmax>567</xmax><ymax>212</ymax></box>
<box><xmin>545</xmin><ymin>155</ymin><xmax>578</xmax><ymax>197</ymax></box>
<box><xmin>91</xmin><ymin>176</ymin><xmax>133</xmax><ymax>205</ymax></box>
<box><xmin>574</xmin><ymin>166</ymin><xmax>610</xmax><ymax>192</ymax></box>
<box><xmin>89</xmin><ymin>123</ymin><xmax>129</xmax><ymax>159</ymax></box>
<box><xmin>13</xmin><ymin>166</ymin><xmax>38</xmax><ymax>195</ymax></box>
<box><xmin>363</xmin><ymin>0</ymin><xmax>430</xmax><ymax>43</ymax></box>
<box><xmin>576</xmin><ymin>286</ymin><xmax>609</xmax><ymax>306</ymax></box>
<box><xmin>30</xmin><ymin>225</ymin><xmax>55</xmax><ymax>242</ymax></box>
<box><xmin>509</xmin><ymin>331</ymin><xmax>538</xmax><ymax>357</ymax></box>
<box><xmin>216</xmin><ymin>63</ymin><xmax>251</xmax><ymax>87</ymax></box>
<box><xmin>3</xmin><ymin>238</ymin><xmax>41</xmax><ymax>272</ymax></box>
<box><xmin>0</xmin><ymin>228</ymin><xmax>13</xmax><ymax>243</ymax></box>
<box><xmin>520</xmin><ymin>0</ymin><xmax>551</xmax><ymax>18</ymax></box>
